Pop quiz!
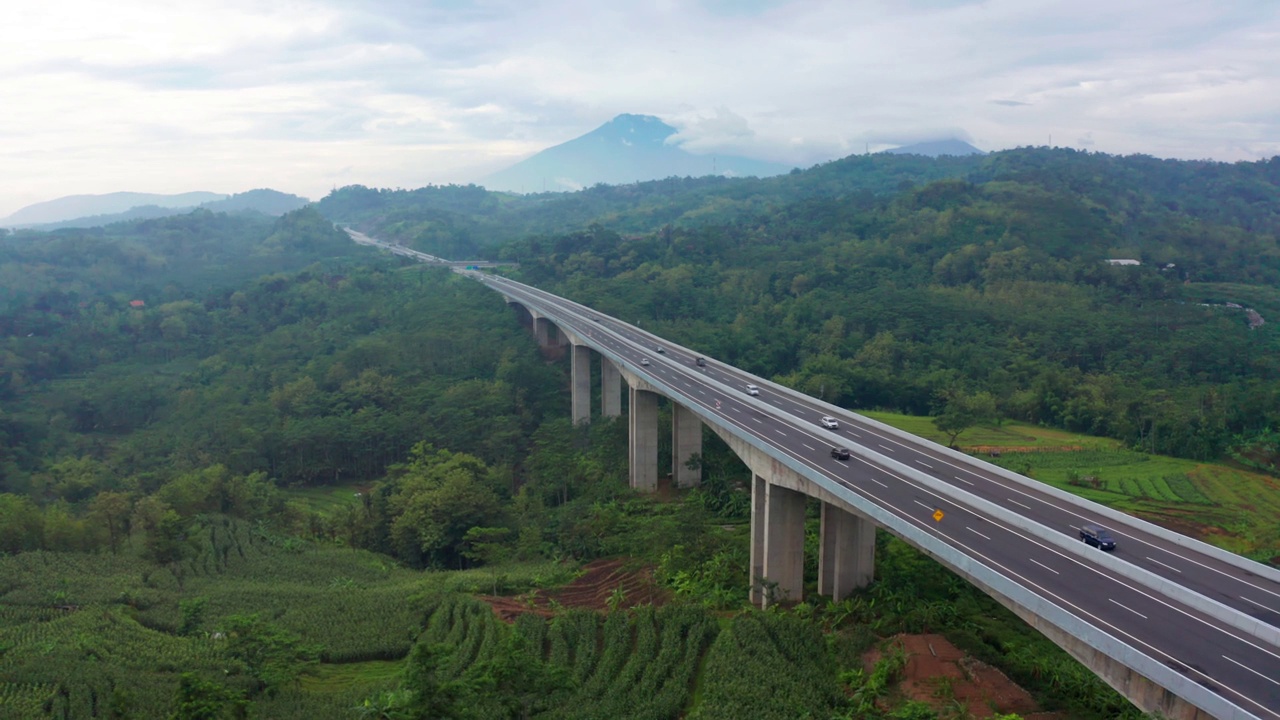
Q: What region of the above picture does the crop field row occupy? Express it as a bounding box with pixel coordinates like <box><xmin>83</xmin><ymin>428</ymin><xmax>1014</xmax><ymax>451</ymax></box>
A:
<box><xmin>415</xmin><ymin>595</ymin><xmax>720</xmax><ymax>720</ymax></box>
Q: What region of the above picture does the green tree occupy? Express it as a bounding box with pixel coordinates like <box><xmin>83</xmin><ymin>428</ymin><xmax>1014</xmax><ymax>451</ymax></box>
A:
<box><xmin>398</xmin><ymin>643</ymin><xmax>473</xmax><ymax>720</ymax></box>
<box><xmin>179</xmin><ymin>596</ymin><xmax>208</xmax><ymax>637</ymax></box>
<box><xmin>87</xmin><ymin>490</ymin><xmax>133</xmax><ymax>553</ymax></box>
<box><xmin>469</xmin><ymin>633</ymin><xmax>573</xmax><ymax>720</ymax></box>
<box><xmin>170</xmin><ymin>673</ymin><xmax>245</xmax><ymax>720</ymax></box>
<box><xmin>932</xmin><ymin>389</ymin><xmax>998</xmax><ymax>448</ymax></box>
<box><xmin>220</xmin><ymin>613</ymin><xmax>321</xmax><ymax>697</ymax></box>
<box><xmin>462</xmin><ymin>526</ymin><xmax>514</xmax><ymax>594</ymax></box>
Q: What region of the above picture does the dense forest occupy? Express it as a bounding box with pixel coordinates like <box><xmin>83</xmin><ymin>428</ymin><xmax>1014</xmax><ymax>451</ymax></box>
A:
<box><xmin>2</xmin><ymin>147</ymin><xmax>1278</xmax><ymax>718</ymax></box>
<box><xmin>322</xmin><ymin>148</ymin><xmax>1280</xmax><ymax>465</ymax></box>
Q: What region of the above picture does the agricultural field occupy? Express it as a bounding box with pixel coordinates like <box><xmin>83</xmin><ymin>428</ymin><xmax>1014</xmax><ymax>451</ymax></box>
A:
<box><xmin>0</xmin><ymin>518</ymin><xmax>575</xmax><ymax>720</ymax></box>
<box><xmin>863</xmin><ymin>411</ymin><xmax>1280</xmax><ymax>560</ymax></box>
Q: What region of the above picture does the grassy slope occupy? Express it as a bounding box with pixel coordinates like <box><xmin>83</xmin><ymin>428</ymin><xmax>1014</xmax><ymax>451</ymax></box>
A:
<box><xmin>862</xmin><ymin>411</ymin><xmax>1280</xmax><ymax>558</ymax></box>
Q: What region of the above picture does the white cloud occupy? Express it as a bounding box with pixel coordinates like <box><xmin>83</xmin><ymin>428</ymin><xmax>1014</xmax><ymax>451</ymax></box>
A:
<box><xmin>1</xmin><ymin>0</ymin><xmax>1278</xmax><ymax>216</ymax></box>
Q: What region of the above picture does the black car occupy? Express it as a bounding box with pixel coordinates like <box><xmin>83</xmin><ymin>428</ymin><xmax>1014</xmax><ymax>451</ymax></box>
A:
<box><xmin>830</xmin><ymin>447</ymin><xmax>851</xmax><ymax>461</ymax></box>
<box><xmin>695</xmin><ymin>357</ymin><xmax>706</xmax><ymax>367</ymax></box>
<box><xmin>1079</xmin><ymin>524</ymin><xmax>1117</xmax><ymax>551</ymax></box>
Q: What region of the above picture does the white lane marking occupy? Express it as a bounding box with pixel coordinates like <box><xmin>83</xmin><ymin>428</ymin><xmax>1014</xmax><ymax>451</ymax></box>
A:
<box><xmin>846</xmin><ymin>430</ymin><xmax>861</xmax><ymax>438</ymax></box>
<box><xmin>916</xmin><ymin>460</ymin><xmax>933</xmax><ymax>469</ymax></box>
<box><xmin>913</xmin><ymin>500</ymin><xmax>933</xmax><ymax>511</ymax></box>
<box><xmin>1069</xmin><ymin>525</ymin><xmax>1080</xmax><ymax>531</ymax></box>
<box><xmin>752</xmin><ymin>417</ymin><xmax>762</xmax><ymax>424</ymax></box>
<box><xmin>1008</xmin><ymin>499</ymin><xmax>1031</xmax><ymax>510</ymax></box>
<box><xmin>1145</xmin><ymin>556</ymin><xmax>1183</xmax><ymax>574</ymax></box>
<box><xmin>1108</xmin><ymin>598</ymin><xmax>1148</xmax><ymax>620</ymax></box>
<box><xmin>698</xmin><ymin>390</ymin><xmax>706</xmax><ymax>396</ymax></box>
<box><xmin>1222</xmin><ymin>654</ymin><xmax>1280</xmax><ymax>688</ymax></box>
<box><xmin>1241</xmin><ymin>596</ymin><xmax>1271</xmax><ymax>611</ymax></box>
<box><xmin>869</xmin><ymin>477</ymin><xmax>888</xmax><ymax>488</ymax></box>
<box><xmin>802</xmin><ymin>443</ymin><xmax>816</xmax><ymax>451</ymax></box>
<box><xmin>954</xmin><ymin>476</ymin><xmax>974</xmax><ymax>486</ymax></box>
<box><xmin>834</xmin><ymin>459</ymin><xmax>848</xmax><ymax>465</ymax></box>
<box><xmin>731</xmin><ymin>407</ymin><xmax>740</xmax><ymax>413</ymax></box>
<box><xmin>774</xmin><ymin>429</ymin><xmax>787</xmax><ymax>437</ymax></box>
<box><xmin>966</xmin><ymin>526</ymin><xmax>990</xmax><ymax>540</ymax></box>
<box><xmin>878</xmin><ymin>443</ymin><xmax>894</xmax><ymax>452</ymax></box>
<box><xmin>1029</xmin><ymin>558</ymin><xmax>1060</xmax><ymax>575</ymax></box>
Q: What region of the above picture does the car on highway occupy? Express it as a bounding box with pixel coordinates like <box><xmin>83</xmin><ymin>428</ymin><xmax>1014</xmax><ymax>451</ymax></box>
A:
<box><xmin>830</xmin><ymin>447</ymin><xmax>851</xmax><ymax>460</ymax></box>
<box><xmin>655</xmin><ymin>346</ymin><xmax>665</xmax><ymax>353</ymax></box>
<box><xmin>1079</xmin><ymin>524</ymin><xmax>1117</xmax><ymax>551</ymax></box>
<box><xmin>695</xmin><ymin>357</ymin><xmax>706</xmax><ymax>367</ymax></box>
<box><xmin>820</xmin><ymin>416</ymin><xmax>840</xmax><ymax>430</ymax></box>
<box><xmin>640</xmin><ymin>358</ymin><xmax>651</xmax><ymax>366</ymax></box>
<box><xmin>745</xmin><ymin>384</ymin><xmax>760</xmax><ymax>396</ymax></box>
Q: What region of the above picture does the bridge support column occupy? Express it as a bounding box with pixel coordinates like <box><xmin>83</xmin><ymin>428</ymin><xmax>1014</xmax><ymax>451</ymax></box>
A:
<box><xmin>571</xmin><ymin>344</ymin><xmax>591</xmax><ymax>424</ymax></box>
<box><xmin>628</xmin><ymin>387</ymin><xmax>659</xmax><ymax>491</ymax></box>
<box><xmin>750</xmin><ymin>476</ymin><xmax>806</xmax><ymax>607</ymax></box>
<box><xmin>819</xmin><ymin>502</ymin><xmax>875</xmax><ymax>601</ymax></box>
<box><xmin>601</xmin><ymin>357</ymin><xmax>621</xmax><ymax>418</ymax></box>
<box><xmin>533</xmin><ymin>316</ymin><xmax>552</xmax><ymax>347</ymax></box>
<box><xmin>672</xmin><ymin>403</ymin><xmax>702</xmax><ymax>488</ymax></box>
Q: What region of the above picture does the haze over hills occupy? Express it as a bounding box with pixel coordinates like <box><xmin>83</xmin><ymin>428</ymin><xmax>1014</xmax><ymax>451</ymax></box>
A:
<box><xmin>2</xmin><ymin>191</ymin><xmax>227</xmax><ymax>226</ymax></box>
<box><xmin>885</xmin><ymin>139</ymin><xmax>986</xmax><ymax>157</ymax></box>
<box><xmin>4</xmin><ymin>189</ymin><xmax>311</xmax><ymax>230</ymax></box>
<box><xmin>481</xmin><ymin>114</ymin><xmax>794</xmax><ymax>193</ymax></box>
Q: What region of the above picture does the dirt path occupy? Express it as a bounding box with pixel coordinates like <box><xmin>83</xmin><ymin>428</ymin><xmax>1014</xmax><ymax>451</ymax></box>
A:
<box><xmin>481</xmin><ymin>558</ymin><xmax>669</xmax><ymax>621</ymax></box>
<box><xmin>864</xmin><ymin>634</ymin><xmax>1064</xmax><ymax>719</ymax></box>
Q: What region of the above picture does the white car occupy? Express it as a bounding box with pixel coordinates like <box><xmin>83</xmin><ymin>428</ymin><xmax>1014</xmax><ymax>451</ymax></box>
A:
<box><xmin>745</xmin><ymin>384</ymin><xmax>760</xmax><ymax>396</ymax></box>
<box><xmin>820</xmin><ymin>416</ymin><xmax>840</xmax><ymax>430</ymax></box>
<box><xmin>640</xmin><ymin>358</ymin><xmax>651</xmax><ymax>366</ymax></box>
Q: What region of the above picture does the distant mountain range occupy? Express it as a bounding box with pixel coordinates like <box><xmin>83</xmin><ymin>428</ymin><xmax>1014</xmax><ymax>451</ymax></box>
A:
<box><xmin>481</xmin><ymin>114</ymin><xmax>795</xmax><ymax>193</ymax></box>
<box><xmin>3</xmin><ymin>189</ymin><xmax>311</xmax><ymax>230</ymax></box>
<box><xmin>884</xmin><ymin>139</ymin><xmax>986</xmax><ymax>157</ymax></box>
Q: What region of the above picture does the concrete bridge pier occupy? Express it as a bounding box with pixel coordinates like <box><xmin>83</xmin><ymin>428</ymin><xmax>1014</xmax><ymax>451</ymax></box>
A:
<box><xmin>628</xmin><ymin>387</ymin><xmax>659</xmax><ymax>491</ymax></box>
<box><xmin>819</xmin><ymin>501</ymin><xmax>876</xmax><ymax>601</ymax></box>
<box><xmin>532</xmin><ymin>314</ymin><xmax>552</xmax><ymax>347</ymax></box>
<box><xmin>601</xmin><ymin>357</ymin><xmax>622</xmax><ymax>417</ymax></box>
<box><xmin>671</xmin><ymin>403</ymin><xmax>702</xmax><ymax>488</ymax></box>
<box><xmin>571</xmin><ymin>344</ymin><xmax>591</xmax><ymax>424</ymax></box>
<box><xmin>750</xmin><ymin>474</ymin><xmax>807</xmax><ymax>607</ymax></box>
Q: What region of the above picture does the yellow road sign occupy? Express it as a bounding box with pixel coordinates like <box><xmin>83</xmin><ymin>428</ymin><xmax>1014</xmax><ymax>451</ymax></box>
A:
<box><xmin>932</xmin><ymin>509</ymin><xmax>944</xmax><ymax>522</ymax></box>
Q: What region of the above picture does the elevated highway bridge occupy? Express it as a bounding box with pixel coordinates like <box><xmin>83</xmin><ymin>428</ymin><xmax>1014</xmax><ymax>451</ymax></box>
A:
<box><xmin>350</xmin><ymin>229</ymin><xmax>1280</xmax><ymax>720</ymax></box>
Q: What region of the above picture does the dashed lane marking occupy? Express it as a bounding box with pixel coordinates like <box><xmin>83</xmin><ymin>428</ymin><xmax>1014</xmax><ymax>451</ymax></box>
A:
<box><xmin>1221</xmin><ymin>655</ymin><xmax>1280</xmax><ymax>688</ymax></box>
<box><xmin>1145</xmin><ymin>556</ymin><xmax>1183</xmax><ymax>574</ymax></box>
<box><xmin>1029</xmin><ymin>558</ymin><xmax>1060</xmax><ymax>575</ymax></box>
<box><xmin>966</xmin><ymin>526</ymin><xmax>991</xmax><ymax>540</ymax></box>
<box><xmin>1108</xmin><ymin>598</ymin><xmax>1148</xmax><ymax>620</ymax></box>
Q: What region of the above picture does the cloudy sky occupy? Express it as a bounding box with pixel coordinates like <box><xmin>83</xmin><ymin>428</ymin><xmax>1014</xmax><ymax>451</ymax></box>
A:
<box><xmin>2</xmin><ymin>0</ymin><xmax>1278</xmax><ymax>217</ymax></box>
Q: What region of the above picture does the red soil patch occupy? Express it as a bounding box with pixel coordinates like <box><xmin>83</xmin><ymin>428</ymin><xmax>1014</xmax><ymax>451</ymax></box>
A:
<box><xmin>481</xmin><ymin>558</ymin><xmax>670</xmax><ymax>622</ymax></box>
<box><xmin>864</xmin><ymin>634</ymin><xmax>1064</xmax><ymax>720</ymax></box>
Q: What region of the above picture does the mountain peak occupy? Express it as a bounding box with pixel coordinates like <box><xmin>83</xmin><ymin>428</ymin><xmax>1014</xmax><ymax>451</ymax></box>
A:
<box><xmin>481</xmin><ymin>114</ymin><xmax>791</xmax><ymax>193</ymax></box>
<box><xmin>586</xmin><ymin>114</ymin><xmax>678</xmax><ymax>146</ymax></box>
<box><xmin>884</xmin><ymin>139</ymin><xmax>986</xmax><ymax>158</ymax></box>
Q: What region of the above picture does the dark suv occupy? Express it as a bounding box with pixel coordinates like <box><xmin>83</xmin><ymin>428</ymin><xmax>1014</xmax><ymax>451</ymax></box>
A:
<box><xmin>830</xmin><ymin>447</ymin><xmax>851</xmax><ymax>461</ymax></box>
<box><xmin>1079</xmin><ymin>524</ymin><xmax>1117</xmax><ymax>551</ymax></box>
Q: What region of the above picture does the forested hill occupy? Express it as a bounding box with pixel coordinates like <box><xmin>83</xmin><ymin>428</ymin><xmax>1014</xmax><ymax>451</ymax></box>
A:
<box><xmin>316</xmin><ymin>148</ymin><xmax>1280</xmax><ymax>261</ymax></box>
<box><xmin>475</xmin><ymin>149</ymin><xmax>1280</xmax><ymax>465</ymax></box>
